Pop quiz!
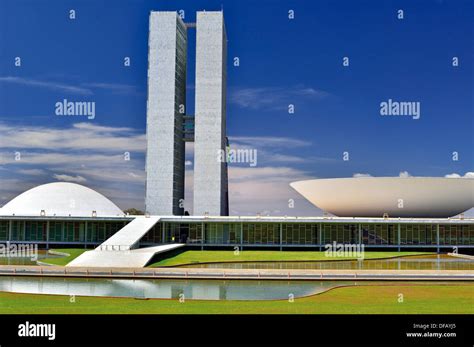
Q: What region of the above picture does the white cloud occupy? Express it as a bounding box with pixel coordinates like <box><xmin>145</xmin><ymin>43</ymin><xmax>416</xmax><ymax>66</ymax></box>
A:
<box><xmin>229</xmin><ymin>136</ymin><xmax>311</xmax><ymax>148</ymax></box>
<box><xmin>445</xmin><ymin>172</ymin><xmax>474</xmax><ymax>178</ymax></box>
<box><xmin>0</xmin><ymin>122</ymin><xmax>145</xmax><ymax>152</ymax></box>
<box><xmin>227</xmin><ymin>166</ymin><xmax>320</xmax><ymax>216</ymax></box>
<box><xmin>53</xmin><ymin>174</ymin><xmax>87</xmax><ymax>183</ymax></box>
<box><xmin>0</xmin><ymin>76</ymin><xmax>93</xmax><ymax>95</ymax></box>
<box><xmin>228</xmin><ymin>135</ymin><xmax>335</xmax><ymax>166</ymax></box>
<box><xmin>1</xmin><ymin>123</ymin><xmax>325</xmax><ymax>214</ymax></box>
<box><xmin>0</xmin><ymin>122</ymin><xmax>145</xmax><ymax>210</ymax></box>
<box><xmin>399</xmin><ymin>171</ymin><xmax>412</xmax><ymax>178</ymax></box>
<box><xmin>0</xmin><ymin>76</ymin><xmax>142</xmax><ymax>96</ymax></box>
<box><xmin>17</xmin><ymin>169</ymin><xmax>46</xmax><ymax>176</ymax></box>
<box><xmin>81</xmin><ymin>82</ymin><xmax>140</xmax><ymax>94</ymax></box>
<box><xmin>229</xmin><ymin>85</ymin><xmax>330</xmax><ymax>110</ymax></box>
<box><xmin>353</xmin><ymin>173</ymin><xmax>372</xmax><ymax>178</ymax></box>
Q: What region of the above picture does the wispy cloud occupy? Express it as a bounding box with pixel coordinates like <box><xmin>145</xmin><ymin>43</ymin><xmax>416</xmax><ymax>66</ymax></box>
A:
<box><xmin>0</xmin><ymin>76</ymin><xmax>93</xmax><ymax>95</ymax></box>
<box><xmin>228</xmin><ymin>135</ymin><xmax>335</xmax><ymax>165</ymax></box>
<box><xmin>81</xmin><ymin>82</ymin><xmax>141</xmax><ymax>95</ymax></box>
<box><xmin>53</xmin><ymin>174</ymin><xmax>87</xmax><ymax>183</ymax></box>
<box><xmin>229</xmin><ymin>85</ymin><xmax>330</xmax><ymax>110</ymax></box>
<box><xmin>229</xmin><ymin>136</ymin><xmax>311</xmax><ymax>148</ymax></box>
<box><xmin>17</xmin><ymin>168</ymin><xmax>46</xmax><ymax>176</ymax></box>
<box><xmin>0</xmin><ymin>76</ymin><xmax>142</xmax><ymax>96</ymax></box>
<box><xmin>228</xmin><ymin>166</ymin><xmax>320</xmax><ymax>216</ymax></box>
<box><xmin>0</xmin><ymin>123</ymin><xmax>326</xmax><ymax>215</ymax></box>
<box><xmin>183</xmin><ymin>165</ymin><xmax>320</xmax><ymax>216</ymax></box>
<box><xmin>0</xmin><ymin>122</ymin><xmax>146</xmax><ymax>210</ymax></box>
<box><xmin>0</xmin><ymin>122</ymin><xmax>145</xmax><ymax>152</ymax></box>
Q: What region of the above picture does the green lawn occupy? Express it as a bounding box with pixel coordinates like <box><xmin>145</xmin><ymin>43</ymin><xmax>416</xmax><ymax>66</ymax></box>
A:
<box><xmin>0</xmin><ymin>284</ymin><xmax>472</xmax><ymax>314</ymax></box>
<box><xmin>40</xmin><ymin>248</ymin><xmax>87</xmax><ymax>266</ymax></box>
<box><xmin>40</xmin><ymin>249</ymin><xmax>430</xmax><ymax>267</ymax></box>
<box><xmin>149</xmin><ymin>250</ymin><xmax>430</xmax><ymax>267</ymax></box>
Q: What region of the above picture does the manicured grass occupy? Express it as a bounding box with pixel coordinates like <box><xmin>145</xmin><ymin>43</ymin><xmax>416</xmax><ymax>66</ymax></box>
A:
<box><xmin>40</xmin><ymin>248</ymin><xmax>87</xmax><ymax>266</ymax></box>
<box><xmin>149</xmin><ymin>250</ymin><xmax>430</xmax><ymax>267</ymax></box>
<box><xmin>0</xmin><ymin>284</ymin><xmax>472</xmax><ymax>314</ymax></box>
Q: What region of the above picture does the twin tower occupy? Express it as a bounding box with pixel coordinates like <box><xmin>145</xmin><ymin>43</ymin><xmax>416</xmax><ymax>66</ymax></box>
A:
<box><xmin>145</xmin><ymin>11</ymin><xmax>229</xmax><ymax>216</ymax></box>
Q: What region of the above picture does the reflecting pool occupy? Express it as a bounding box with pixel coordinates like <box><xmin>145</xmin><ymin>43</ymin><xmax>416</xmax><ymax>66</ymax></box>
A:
<box><xmin>0</xmin><ymin>277</ymin><xmax>356</xmax><ymax>300</ymax></box>
<box><xmin>181</xmin><ymin>255</ymin><xmax>474</xmax><ymax>270</ymax></box>
<box><xmin>0</xmin><ymin>251</ymin><xmax>60</xmax><ymax>265</ymax></box>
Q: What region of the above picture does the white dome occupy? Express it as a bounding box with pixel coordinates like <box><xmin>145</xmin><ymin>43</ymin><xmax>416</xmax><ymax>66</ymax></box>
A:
<box><xmin>0</xmin><ymin>182</ymin><xmax>124</xmax><ymax>217</ymax></box>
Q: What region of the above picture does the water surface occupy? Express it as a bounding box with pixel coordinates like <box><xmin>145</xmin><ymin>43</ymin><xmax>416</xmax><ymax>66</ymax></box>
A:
<box><xmin>0</xmin><ymin>251</ymin><xmax>60</xmax><ymax>265</ymax></box>
<box><xmin>182</xmin><ymin>255</ymin><xmax>474</xmax><ymax>270</ymax></box>
<box><xmin>0</xmin><ymin>277</ymin><xmax>355</xmax><ymax>300</ymax></box>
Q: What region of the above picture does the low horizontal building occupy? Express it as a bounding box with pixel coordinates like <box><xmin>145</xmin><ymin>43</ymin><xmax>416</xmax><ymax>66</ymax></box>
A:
<box><xmin>0</xmin><ymin>183</ymin><xmax>473</xmax><ymax>251</ymax></box>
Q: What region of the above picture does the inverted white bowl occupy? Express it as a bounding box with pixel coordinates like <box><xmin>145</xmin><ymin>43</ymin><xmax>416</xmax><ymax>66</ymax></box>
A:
<box><xmin>290</xmin><ymin>177</ymin><xmax>474</xmax><ymax>218</ymax></box>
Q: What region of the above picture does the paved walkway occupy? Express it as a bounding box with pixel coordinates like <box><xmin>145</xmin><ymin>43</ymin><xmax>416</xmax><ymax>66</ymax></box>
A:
<box><xmin>448</xmin><ymin>253</ymin><xmax>474</xmax><ymax>260</ymax></box>
<box><xmin>0</xmin><ymin>266</ymin><xmax>473</xmax><ymax>281</ymax></box>
<box><xmin>66</xmin><ymin>244</ymin><xmax>184</xmax><ymax>268</ymax></box>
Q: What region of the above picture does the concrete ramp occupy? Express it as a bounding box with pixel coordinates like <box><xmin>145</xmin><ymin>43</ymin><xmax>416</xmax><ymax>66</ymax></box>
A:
<box><xmin>97</xmin><ymin>216</ymin><xmax>160</xmax><ymax>251</ymax></box>
<box><xmin>67</xmin><ymin>244</ymin><xmax>184</xmax><ymax>268</ymax></box>
<box><xmin>67</xmin><ymin>215</ymin><xmax>184</xmax><ymax>268</ymax></box>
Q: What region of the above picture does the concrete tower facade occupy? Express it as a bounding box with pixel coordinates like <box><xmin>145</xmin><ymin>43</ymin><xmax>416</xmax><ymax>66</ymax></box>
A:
<box><xmin>145</xmin><ymin>12</ymin><xmax>187</xmax><ymax>215</ymax></box>
<box><xmin>146</xmin><ymin>10</ymin><xmax>228</xmax><ymax>216</ymax></box>
<box><xmin>193</xmin><ymin>11</ymin><xmax>229</xmax><ymax>216</ymax></box>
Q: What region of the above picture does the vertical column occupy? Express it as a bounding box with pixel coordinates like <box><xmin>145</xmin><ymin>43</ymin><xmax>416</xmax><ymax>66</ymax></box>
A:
<box><xmin>358</xmin><ymin>224</ymin><xmax>362</xmax><ymax>245</ymax></box>
<box><xmin>319</xmin><ymin>223</ymin><xmax>323</xmax><ymax>251</ymax></box>
<box><xmin>161</xmin><ymin>221</ymin><xmax>165</xmax><ymax>243</ymax></box>
<box><xmin>201</xmin><ymin>222</ymin><xmax>205</xmax><ymax>250</ymax></box>
<box><xmin>279</xmin><ymin>223</ymin><xmax>283</xmax><ymax>251</ymax></box>
<box><xmin>84</xmin><ymin>221</ymin><xmax>88</xmax><ymax>249</ymax></box>
<box><xmin>194</xmin><ymin>11</ymin><xmax>228</xmax><ymax>216</ymax></box>
<box><xmin>397</xmin><ymin>224</ymin><xmax>401</xmax><ymax>252</ymax></box>
<box><xmin>316</xmin><ymin>223</ymin><xmax>323</xmax><ymax>247</ymax></box>
<box><xmin>46</xmin><ymin>220</ymin><xmax>50</xmax><ymax>248</ymax></box>
<box><xmin>61</xmin><ymin>221</ymin><xmax>65</xmax><ymax>243</ymax></box>
<box><xmin>8</xmin><ymin>220</ymin><xmax>12</xmax><ymax>241</ymax></box>
<box><xmin>240</xmin><ymin>222</ymin><xmax>243</xmax><ymax>251</ymax></box>
<box><xmin>436</xmin><ymin>224</ymin><xmax>440</xmax><ymax>254</ymax></box>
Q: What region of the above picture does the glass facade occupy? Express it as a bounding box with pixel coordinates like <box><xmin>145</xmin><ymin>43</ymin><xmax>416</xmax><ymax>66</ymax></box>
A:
<box><xmin>400</xmin><ymin>224</ymin><xmax>437</xmax><ymax>245</ymax></box>
<box><xmin>141</xmin><ymin>222</ymin><xmax>164</xmax><ymax>244</ymax></box>
<box><xmin>2</xmin><ymin>220</ymin><xmax>126</xmax><ymax>243</ymax></box>
<box><xmin>282</xmin><ymin>224</ymin><xmax>317</xmax><ymax>245</ymax></box>
<box><xmin>0</xmin><ymin>221</ymin><xmax>8</xmax><ymax>241</ymax></box>
<box><xmin>322</xmin><ymin>224</ymin><xmax>357</xmax><ymax>244</ymax></box>
<box><xmin>361</xmin><ymin>224</ymin><xmax>397</xmax><ymax>245</ymax></box>
<box><xmin>439</xmin><ymin>224</ymin><xmax>474</xmax><ymax>245</ymax></box>
<box><xmin>1</xmin><ymin>219</ymin><xmax>473</xmax><ymax>247</ymax></box>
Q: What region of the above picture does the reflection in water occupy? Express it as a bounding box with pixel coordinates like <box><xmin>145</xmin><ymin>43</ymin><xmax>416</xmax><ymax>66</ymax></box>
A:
<box><xmin>0</xmin><ymin>277</ymin><xmax>356</xmax><ymax>300</ymax></box>
<box><xmin>0</xmin><ymin>251</ymin><xmax>60</xmax><ymax>265</ymax></box>
<box><xmin>183</xmin><ymin>255</ymin><xmax>474</xmax><ymax>270</ymax></box>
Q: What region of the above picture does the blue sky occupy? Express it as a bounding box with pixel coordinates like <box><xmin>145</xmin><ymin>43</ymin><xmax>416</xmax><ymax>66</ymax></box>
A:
<box><xmin>0</xmin><ymin>0</ymin><xmax>473</xmax><ymax>215</ymax></box>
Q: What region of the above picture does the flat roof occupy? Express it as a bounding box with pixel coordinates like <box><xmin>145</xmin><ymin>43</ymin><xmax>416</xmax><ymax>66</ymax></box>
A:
<box><xmin>159</xmin><ymin>215</ymin><xmax>474</xmax><ymax>224</ymax></box>
<box><xmin>1</xmin><ymin>215</ymin><xmax>472</xmax><ymax>224</ymax></box>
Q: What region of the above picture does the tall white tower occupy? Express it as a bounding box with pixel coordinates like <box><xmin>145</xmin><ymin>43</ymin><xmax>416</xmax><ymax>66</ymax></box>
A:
<box><xmin>193</xmin><ymin>11</ymin><xmax>229</xmax><ymax>216</ymax></box>
<box><xmin>145</xmin><ymin>12</ymin><xmax>187</xmax><ymax>215</ymax></box>
<box><xmin>145</xmin><ymin>11</ymin><xmax>228</xmax><ymax>216</ymax></box>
